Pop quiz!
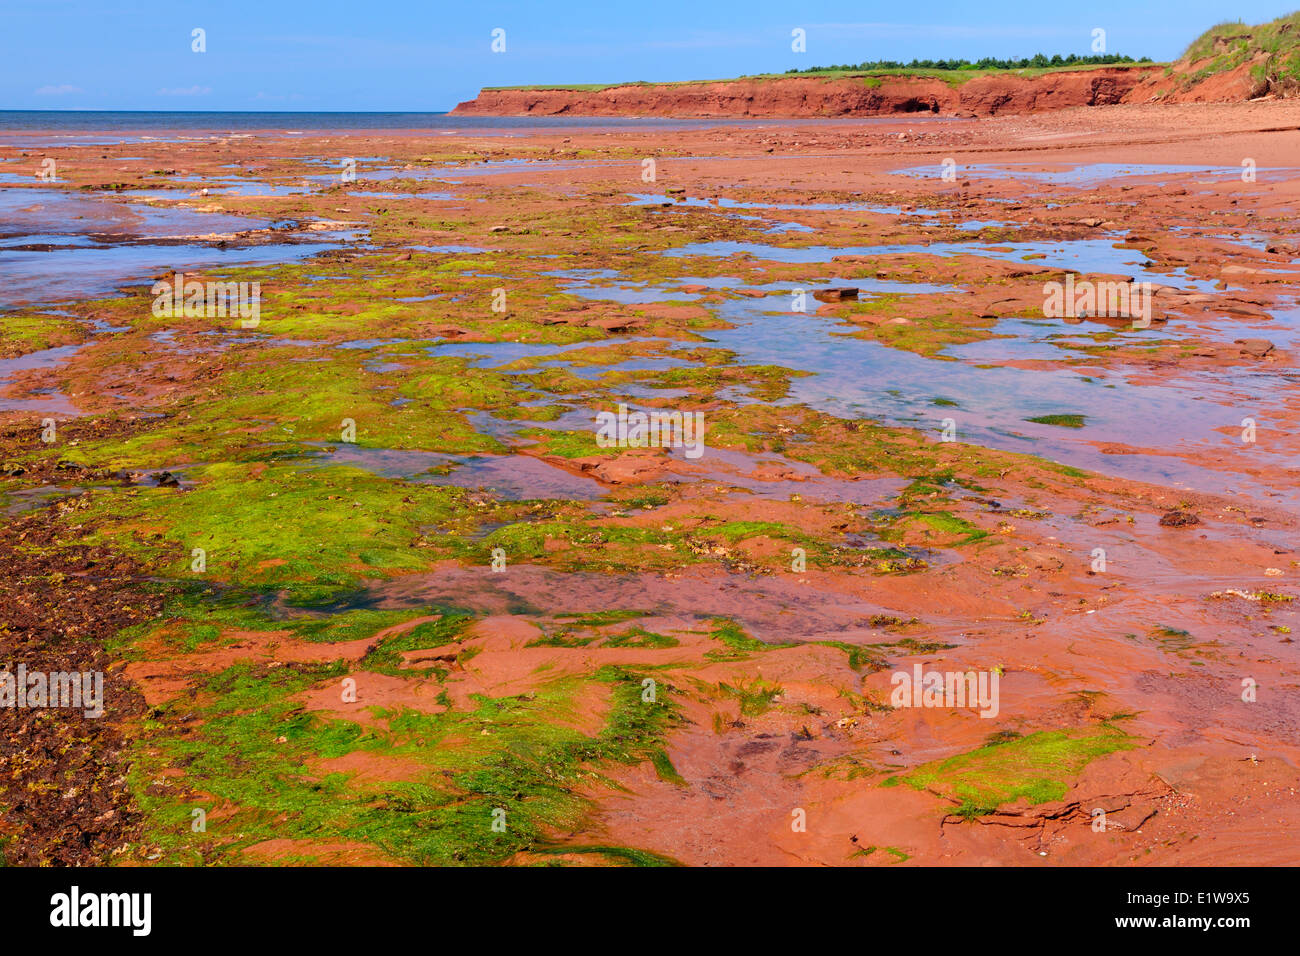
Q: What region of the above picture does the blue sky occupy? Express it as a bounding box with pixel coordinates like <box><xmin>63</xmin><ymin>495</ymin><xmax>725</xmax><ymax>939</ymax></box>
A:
<box><xmin>3</xmin><ymin>1</ymin><xmax>1297</xmax><ymax>111</ymax></box>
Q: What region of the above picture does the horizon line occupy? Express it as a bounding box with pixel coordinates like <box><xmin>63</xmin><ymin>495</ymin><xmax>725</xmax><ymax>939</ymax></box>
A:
<box><xmin>0</xmin><ymin>108</ymin><xmax>456</xmax><ymax>114</ymax></box>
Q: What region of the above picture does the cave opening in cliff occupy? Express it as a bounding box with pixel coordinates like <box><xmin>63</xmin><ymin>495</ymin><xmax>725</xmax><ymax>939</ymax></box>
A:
<box><xmin>895</xmin><ymin>97</ymin><xmax>941</xmax><ymax>113</ymax></box>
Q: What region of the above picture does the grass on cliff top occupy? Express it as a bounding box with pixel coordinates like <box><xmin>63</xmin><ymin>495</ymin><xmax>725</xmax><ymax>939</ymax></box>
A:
<box><xmin>752</xmin><ymin>62</ymin><xmax>1159</xmax><ymax>86</ymax></box>
<box><xmin>1183</xmin><ymin>13</ymin><xmax>1300</xmax><ymax>60</ymax></box>
<box><xmin>482</xmin><ymin>60</ymin><xmax>1161</xmax><ymax>93</ymax></box>
<box><xmin>1180</xmin><ymin>12</ymin><xmax>1300</xmax><ymax>89</ymax></box>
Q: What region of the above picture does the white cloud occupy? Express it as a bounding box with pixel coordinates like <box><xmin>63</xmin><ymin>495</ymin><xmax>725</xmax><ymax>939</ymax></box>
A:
<box><xmin>157</xmin><ymin>85</ymin><xmax>212</xmax><ymax>96</ymax></box>
<box><xmin>34</xmin><ymin>84</ymin><xmax>82</xmax><ymax>96</ymax></box>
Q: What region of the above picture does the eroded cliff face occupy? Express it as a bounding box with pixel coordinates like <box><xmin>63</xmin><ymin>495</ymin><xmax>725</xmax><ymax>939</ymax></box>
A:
<box><xmin>1125</xmin><ymin>58</ymin><xmax>1273</xmax><ymax>104</ymax></box>
<box><xmin>451</xmin><ymin>68</ymin><xmax>1156</xmax><ymax>118</ymax></box>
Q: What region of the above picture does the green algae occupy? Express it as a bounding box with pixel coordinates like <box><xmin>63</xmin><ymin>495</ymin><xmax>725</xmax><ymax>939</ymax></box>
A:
<box><xmin>523</xmin><ymin>844</ymin><xmax>680</xmax><ymax>866</ymax></box>
<box><xmin>0</xmin><ymin>314</ymin><xmax>82</xmax><ymax>357</ymax></box>
<box><xmin>109</xmin><ymin>584</ymin><xmax>450</xmax><ymax>655</ymax></box>
<box><xmin>511</xmin><ymin>427</ymin><xmax>604</xmax><ymax>460</ymax></box>
<box><xmin>362</xmin><ymin>613</ymin><xmax>477</xmax><ymax>676</ymax></box>
<box><xmin>476</xmin><ymin>517</ymin><xmax>685</xmax><ymax>573</ymax></box>
<box><xmin>910</xmin><ymin>511</ymin><xmax>989</xmax><ymax>544</ymax></box>
<box><xmin>52</xmin><ymin>350</ymin><xmax>543</xmax><ymax>471</ymax></box>
<box><xmin>705</xmin><ymin>618</ymin><xmax>793</xmax><ymax>661</ymax></box>
<box><xmin>887</xmin><ymin>726</ymin><xmax>1136</xmax><ymax>818</ymax></box>
<box><xmin>603</xmin><ymin>626</ymin><xmax>680</xmax><ymax>649</ymax></box>
<box><xmin>556</xmin><ymin>609</ymin><xmax>648</xmax><ymax>628</ymax></box>
<box><xmin>130</xmin><ymin>658</ymin><xmax>685</xmax><ymax>866</ymax></box>
<box><xmin>1025</xmin><ymin>413</ymin><xmax>1088</xmax><ymax>429</ymax></box>
<box><xmin>79</xmin><ymin>462</ymin><xmax>511</xmax><ymax>594</ymax></box>
<box><xmin>851</xmin><ymin>844</ymin><xmax>911</xmax><ymax>863</ymax></box>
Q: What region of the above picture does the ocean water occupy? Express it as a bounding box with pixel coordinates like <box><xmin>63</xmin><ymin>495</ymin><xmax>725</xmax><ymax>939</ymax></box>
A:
<box><xmin>0</xmin><ymin>110</ymin><xmax>947</xmax><ymax>146</ymax></box>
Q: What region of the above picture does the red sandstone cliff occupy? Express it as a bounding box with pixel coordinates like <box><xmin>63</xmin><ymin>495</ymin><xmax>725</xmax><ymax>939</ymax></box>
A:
<box><xmin>451</xmin><ymin>68</ymin><xmax>1157</xmax><ymax>118</ymax></box>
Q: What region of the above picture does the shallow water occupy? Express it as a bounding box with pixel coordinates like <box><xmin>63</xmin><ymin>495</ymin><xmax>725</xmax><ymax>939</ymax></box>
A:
<box><xmin>0</xmin><ymin>232</ymin><xmax>363</xmax><ymax>308</ymax></box>
<box><xmin>665</xmin><ymin>444</ymin><xmax>908</xmax><ymax>506</ymax></box>
<box><xmin>664</xmin><ymin>238</ymin><xmax>1219</xmax><ymax>292</ymax></box>
<box><xmin>554</xmin><ymin>267</ymin><xmax>956</xmax><ymax>300</ymax></box>
<box><xmin>310</xmin><ymin>443</ymin><xmax>606</xmax><ymax>500</ymax></box>
<box><xmin>0</xmin><ymin>185</ymin><xmax>367</xmax><ymax>307</ymax></box>
<box><xmin>409</xmin><ymin>244</ymin><xmax>486</xmax><ymax>254</ymax></box>
<box><xmin>0</xmin><ymin>344</ymin><xmax>83</xmax><ymax>415</ymax></box>
<box><xmin>3</xmin><ymin>145</ymin><xmax>1294</xmax><ymax>509</ymax></box>
<box><xmin>556</xmin><ymin>276</ymin><xmax>1299</xmax><ymax>504</ymax></box>
<box><xmin>890</xmin><ymin>161</ymin><xmax>1299</xmax><ymax>187</ymax></box>
<box><xmin>362</xmin><ymin>564</ymin><xmax>919</xmax><ymax>644</ymax></box>
<box><xmin>424</xmin><ymin>335</ymin><xmax>643</xmax><ymax>367</ymax></box>
<box><xmin>626</xmin><ymin>192</ymin><xmax>942</xmax><ymax>215</ymax></box>
<box><xmin>0</xmin><ymin>187</ymin><xmax>270</xmax><ymax>239</ymax></box>
<box><xmin>0</xmin><ymin>110</ymin><xmax>954</xmax><ymax>145</ymax></box>
<box><xmin>355</xmin><ymin>191</ymin><xmax>457</xmax><ymax>201</ymax></box>
<box><xmin>168</xmin><ymin>175</ymin><xmax>314</xmax><ymax>197</ymax></box>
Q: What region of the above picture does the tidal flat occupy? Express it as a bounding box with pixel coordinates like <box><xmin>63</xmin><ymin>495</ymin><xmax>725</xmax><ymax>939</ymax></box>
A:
<box><xmin>1</xmin><ymin>105</ymin><xmax>1299</xmax><ymax>866</ymax></box>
